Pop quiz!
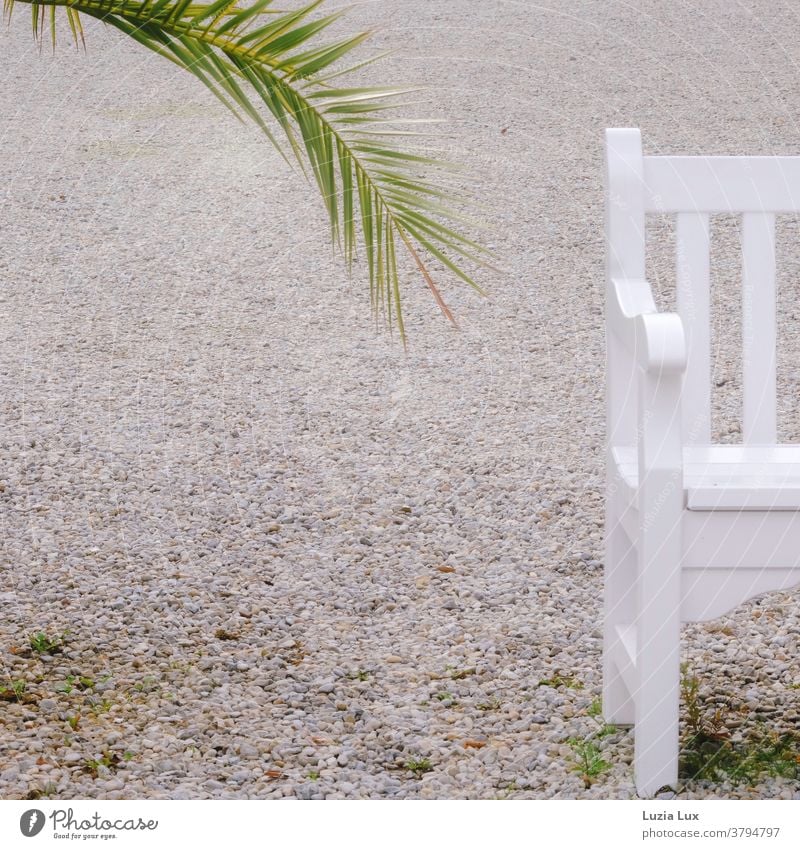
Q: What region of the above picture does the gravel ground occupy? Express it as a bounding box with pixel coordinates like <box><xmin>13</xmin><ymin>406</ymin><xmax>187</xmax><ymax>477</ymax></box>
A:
<box><xmin>1</xmin><ymin>1</ymin><xmax>799</xmax><ymax>800</ymax></box>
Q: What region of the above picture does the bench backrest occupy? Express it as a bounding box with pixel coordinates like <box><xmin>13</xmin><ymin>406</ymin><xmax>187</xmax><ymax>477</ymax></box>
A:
<box><xmin>605</xmin><ymin>127</ymin><xmax>791</xmax><ymax>446</ymax></box>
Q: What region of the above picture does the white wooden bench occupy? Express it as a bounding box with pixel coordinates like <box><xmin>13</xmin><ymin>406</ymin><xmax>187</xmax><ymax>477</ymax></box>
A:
<box><xmin>603</xmin><ymin>128</ymin><xmax>800</xmax><ymax>796</ymax></box>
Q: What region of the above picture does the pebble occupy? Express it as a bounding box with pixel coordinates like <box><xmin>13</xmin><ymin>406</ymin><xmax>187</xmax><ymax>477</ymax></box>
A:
<box><xmin>0</xmin><ymin>3</ymin><xmax>797</xmax><ymax>804</ymax></box>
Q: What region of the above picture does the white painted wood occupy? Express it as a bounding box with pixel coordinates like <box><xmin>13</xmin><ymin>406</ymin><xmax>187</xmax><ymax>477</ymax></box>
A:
<box><xmin>644</xmin><ymin>156</ymin><xmax>800</xmax><ymax>212</ymax></box>
<box><xmin>614</xmin><ymin>624</ymin><xmax>637</xmax><ymax>698</ymax></box>
<box><xmin>612</xmin><ymin>444</ymin><xmax>800</xmax><ymax>510</ymax></box>
<box><xmin>681</xmin><ymin>510</ymin><xmax>800</xmax><ymax>571</ymax></box>
<box><xmin>676</xmin><ymin>213</ymin><xmax>711</xmax><ymax>443</ymax></box>
<box><xmin>608</xmin><ymin>278</ymin><xmax>686</xmax><ymax>374</ymax></box>
<box><xmin>634</xmin><ymin>366</ymin><xmax>683</xmax><ymax>797</ymax></box>
<box><xmin>603</xmin><ymin>128</ymin><xmax>645</xmax><ymax>733</ymax></box>
<box><xmin>689</xmin><ymin>485</ymin><xmax>793</xmax><ymax>510</ymax></box>
<box><xmin>605</xmin><ymin>128</ymin><xmax>646</xmax><ymax>448</ymax></box>
<box><xmin>603</xmin><ymin>519</ymin><xmax>637</xmax><ymax>725</ymax></box>
<box><xmin>603</xmin><ymin>128</ymin><xmax>800</xmax><ymax>797</ymax></box>
<box><xmin>741</xmin><ymin>212</ymin><xmax>777</xmax><ymax>443</ymax></box>
<box><xmin>681</xmin><ymin>567</ymin><xmax>800</xmax><ymax>622</ymax></box>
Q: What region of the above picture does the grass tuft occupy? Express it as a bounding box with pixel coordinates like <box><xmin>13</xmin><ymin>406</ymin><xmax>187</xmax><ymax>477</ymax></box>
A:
<box><xmin>567</xmin><ymin>738</ymin><xmax>611</xmax><ymax>788</ymax></box>
<box><xmin>405</xmin><ymin>757</ymin><xmax>433</xmax><ymax>775</ymax></box>
<box><xmin>539</xmin><ymin>673</ymin><xmax>584</xmax><ymax>690</ymax></box>
<box><xmin>680</xmin><ymin>664</ymin><xmax>800</xmax><ymax>783</ymax></box>
<box><xmin>29</xmin><ymin>632</ymin><xmax>64</xmax><ymax>654</ymax></box>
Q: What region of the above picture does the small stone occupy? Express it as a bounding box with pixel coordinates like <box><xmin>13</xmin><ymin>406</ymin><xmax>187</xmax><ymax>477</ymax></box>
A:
<box><xmin>295</xmin><ymin>783</ymin><xmax>316</xmax><ymax>800</ymax></box>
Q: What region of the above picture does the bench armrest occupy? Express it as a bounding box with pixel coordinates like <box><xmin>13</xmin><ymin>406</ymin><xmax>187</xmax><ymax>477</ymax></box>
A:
<box><xmin>608</xmin><ymin>277</ymin><xmax>686</xmax><ymax>375</ymax></box>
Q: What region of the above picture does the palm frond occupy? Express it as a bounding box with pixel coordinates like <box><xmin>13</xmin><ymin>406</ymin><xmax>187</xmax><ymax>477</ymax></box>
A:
<box><xmin>5</xmin><ymin>0</ymin><xmax>492</xmax><ymax>341</ymax></box>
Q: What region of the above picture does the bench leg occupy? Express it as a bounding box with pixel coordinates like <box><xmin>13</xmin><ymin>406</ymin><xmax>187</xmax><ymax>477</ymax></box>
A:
<box><xmin>633</xmin><ymin>371</ymin><xmax>683</xmax><ymax>797</ymax></box>
<box><xmin>633</xmin><ymin>609</ymin><xmax>680</xmax><ymax>797</ymax></box>
<box><xmin>603</xmin><ymin>507</ymin><xmax>636</xmax><ymax>725</ymax></box>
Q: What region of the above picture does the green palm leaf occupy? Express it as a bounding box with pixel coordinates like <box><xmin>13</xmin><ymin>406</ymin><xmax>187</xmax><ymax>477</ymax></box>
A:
<box><xmin>4</xmin><ymin>0</ymin><xmax>491</xmax><ymax>342</ymax></box>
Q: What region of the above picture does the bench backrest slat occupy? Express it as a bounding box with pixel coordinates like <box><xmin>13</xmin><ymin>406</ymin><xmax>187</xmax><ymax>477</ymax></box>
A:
<box><xmin>741</xmin><ymin>212</ymin><xmax>777</xmax><ymax>443</ymax></box>
<box><xmin>675</xmin><ymin>212</ymin><xmax>711</xmax><ymax>444</ymax></box>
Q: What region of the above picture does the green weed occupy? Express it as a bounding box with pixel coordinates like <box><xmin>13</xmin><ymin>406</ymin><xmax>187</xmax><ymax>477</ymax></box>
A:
<box><xmin>405</xmin><ymin>757</ymin><xmax>433</xmax><ymax>775</ymax></box>
<box><xmin>679</xmin><ymin>664</ymin><xmax>800</xmax><ymax>783</ymax></box>
<box><xmin>567</xmin><ymin>738</ymin><xmax>611</xmax><ymax>788</ymax></box>
<box><xmin>29</xmin><ymin>632</ymin><xmax>63</xmax><ymax>654</ymax></box>
<box><xmin>539</xmin><ymin>673</ymin><xmax>584</xmax><ymax>690</ymax></box>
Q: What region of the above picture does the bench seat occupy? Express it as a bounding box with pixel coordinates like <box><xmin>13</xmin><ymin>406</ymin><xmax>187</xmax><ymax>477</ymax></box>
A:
<box><xmin>612</xmin><ymin>444</ymin><xmax>800</xmax><ymax>510</ymax></box>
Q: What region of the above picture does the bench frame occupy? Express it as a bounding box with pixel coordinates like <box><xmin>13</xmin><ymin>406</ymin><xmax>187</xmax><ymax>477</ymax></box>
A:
<box><xmin>603</xmin><ymin>128</ymin><xmax>800</xmax><ymax>796</ymax></box>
